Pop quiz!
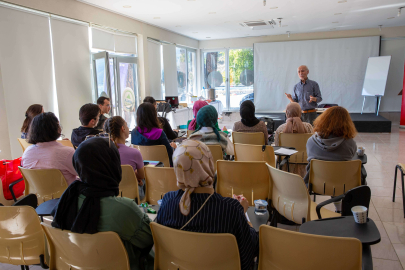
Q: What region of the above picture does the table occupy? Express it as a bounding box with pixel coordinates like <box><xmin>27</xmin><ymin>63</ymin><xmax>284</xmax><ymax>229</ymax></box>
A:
<box><xmin>353</xmin><ymin>153</ymin><xmax>367</xmax><ymax>164</ymax></box>
<box><xmin>143</xmin><ymin>205</ymin><xmax>268</xmax><ymax>232</ymax></box>
<box><xmin>300</xmin><ymin>216</ymin><xmax>380</xmax><ymax>270</ymax></box>
<box><xmin>272</xmin><ymin>146</ymin><xmax>296</xmax><ymax>170</ymax></box>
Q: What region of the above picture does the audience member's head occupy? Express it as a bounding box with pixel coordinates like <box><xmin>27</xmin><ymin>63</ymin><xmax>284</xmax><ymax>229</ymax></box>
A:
<box><xmin>27</xmin><ymin>112</ymin><xmax>61</xmax><ymax>144</ymax></box>
<box><xmin>21</xmin><ymin>104</ymin><xmax>44</xmax><ymax>133</ymax></box>
<box><xmin>173</xmin><ymin>140</ymin><xmax>215</xmax><ymax>215</ymax></box>
<box><xmin>188</xmin><ymin>100</ymin><xmax>209</xmax><ymax>130</ymax></box>
<box><xmin>136</xmin><ymin>102</ymin><xmax>161</xmax><ymax>132</ymax></box>
<box><xmin>313</xmin><ymin>106</ymin><xmax>357</xmax><ymax>139</ymax></box>
<box><xmin>195</xmin><ymin>105</ymin><xmax>220</xmax><ymax>141</ymax></box>
<box><xmin>284</xmin><ymin>102</ymin><xmax>306</xmax><ymax>133</ymax></box>
<box><xmin>97</xmin><ymin>96</ymin><xmax>111</xmax><ymax>115</ymax></box>
<box><xmin>79</xmin><ymin>103</ymin><xmax>101</xmax><ymax>128</ymax></box>
<box><xmin>143</xmin><ymin>96</ymin><xmax>157</xmax><ymax>109</ymax></box>
<box><xmin>52</xmin><ymin>137</ymin><xmax>121</xmax><ymax>233</ymax></box>
<box><xmin>240</xmin><ymin>100</ymin><xmax>260</xmax><ymax>127</ymax></box>
<box><xmin>104</xmin><ymin>116</ymin><xmax>128</xmax><ymax>148</ymax></box>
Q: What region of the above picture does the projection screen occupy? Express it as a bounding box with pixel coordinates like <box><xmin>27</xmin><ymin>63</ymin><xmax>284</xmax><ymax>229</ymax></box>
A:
<box><xmin>254</xmin><ymin>36</ymin><xmax>380</xmax><ymax>113</ymax></box>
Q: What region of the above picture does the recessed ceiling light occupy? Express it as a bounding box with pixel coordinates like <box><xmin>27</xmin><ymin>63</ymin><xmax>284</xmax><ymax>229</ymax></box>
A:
<box><xmin>123</xmin><ymin>5</ymin><xmax>131</xmax><ymax>8</ymax></box>
<box><xmin>206</xmin><ymin>37</ymin><xmax>211</xmax><ymax>38</ymax></box>
<box><xmin>332</xmin><ymin>21</ymin><xmax>339</xmax><ymax>23</ymax></box>
<box><xmin>209</xmin><ymin>12</ymin><xmax>216</xmax><ymax>14</ymax></box>
<box><xmin>153</xmin><ymin>17</ymin><xmax>160</xmax><ymax>19</ymax></box>
<box><xmin>387</xmin><ymin>17</ymin><xmax>395</xmax><ymax>19</ymax></box>
<box><xmin>269</xmin><ymin>6</ymin><xmax>278</xmax><ymax>9</ymax></box>
<box><xmin>334</xmin><ymin>13</ymin><xmax>342</xmax><ymax>15</ymax></box>
<box><xmin>282</xmin><ymin>25</ymin><xmax>288</xmax><ymax>27</ymax></box>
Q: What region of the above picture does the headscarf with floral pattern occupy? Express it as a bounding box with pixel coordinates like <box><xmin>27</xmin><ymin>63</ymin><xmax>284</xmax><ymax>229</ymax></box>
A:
<box><xmin>173</xmin><ymin>140</ymin><xmax>215</xmax><ymax>216</ymax></box>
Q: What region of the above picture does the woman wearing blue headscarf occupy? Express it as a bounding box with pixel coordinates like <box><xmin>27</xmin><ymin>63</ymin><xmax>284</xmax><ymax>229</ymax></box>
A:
<box><xmin>189</xmin><ymin>105</ymin><xmax>234</xmax><ymax>155</ymax></box>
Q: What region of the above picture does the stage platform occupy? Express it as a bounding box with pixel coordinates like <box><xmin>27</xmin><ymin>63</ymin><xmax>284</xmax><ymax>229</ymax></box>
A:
<box><xmin>256</xmin><ymin>113</ymin><xmax>391</xmax><ymax>133</ymax></box>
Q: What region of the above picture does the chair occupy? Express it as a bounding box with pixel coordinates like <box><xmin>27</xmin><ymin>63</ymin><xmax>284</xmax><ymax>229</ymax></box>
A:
<box><xmin>316</xmin><ymin>186</ymin><xmax>371</xmax><ymax>219</ymax></box>
<box><xmin>217</xmin><ymin>161</ymin><xmax>270</xmax><ymax>206</ymax></box>
<box><xmin>144</xmin><ymin>167</ymin><xmax>178</xmax><ymax>204</ymax></box>
<box><xmin>393</xmin><ymin>163</ymin><xmax>405</xmax><ymax>218</ymax></box>
<box><xmin>308</xmin><ymin>159</ymin><xmax>362</xmax><ymax>198</ymax></box>
<box><xmin>234</xmin><ymin>143</ymin><xmax>276</xmax><ymax>167</ymax></box>
<box><xmin>41</xmin><ymin>223</ymin><xmax>130</xmax><ymax>270</ymax></box>
<box><xmin>19</xmin><ymin>167</ymin><xmax>68</xmax><ymax>204</ymax></box>
<box><xmin>134</xmin><ymin>145</ymin><xmax>170</xmax><ymax>167</ymax></box>
<box><xmin>187</xmin><ymin>130</ymin><xmax>194</xmax><ymax>137</ymax></box>
<box><xmin>267</xmin><ymin>164</ymin><xmax>339</xmax><ymax>224</ymax></box>
<box><xmin>0</xmin><ymin>206</ymin><xmax>47</xmax><ymax>269</ymax></box>
<box><xmin>17</xmin><ymin>138</ymin><xmax>32</xmax><ymax>153</ymax></box>
<box><xmin>57</xmin><ymin>140</ymin><xmax>74</xmax><ymax>148</ymax></box>
<box><xmin>150</xmin><ymin>222</ymin><xmax>240</xmax><ymax>270</ymax></box>
<box><xmin>119</xmin><ymin>165</ymin><xmax>140</xmax><ymax>204</ymax></box>
<box><xmin>232</xmin><ymin>131</ymin><xmax>265</xmax><ymax>145</ymax></box>
<box><xmin>258</xmin><ymin>225</ymin><xmax>362</xmax><ymax>270</ymax></box>
<box><xmin>207</xmin><ymin>144</ymin><xmax>223</xmax><ymax>171</ymax></box>
<box><xmin>278</xmin><ymin>133</ymin><xmax>313</xmax><ymax>164</ymax></box>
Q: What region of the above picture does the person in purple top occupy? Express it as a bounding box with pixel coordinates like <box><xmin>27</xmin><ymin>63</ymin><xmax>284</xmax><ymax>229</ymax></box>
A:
<box><xmin>104</xmin><ymin>116</ymin><xmax>146</xmax><ymax>199</ymax></box>
<box><xmin>131</xmin><ymin>103</ymin><xmax>177</xmax><ymax>167</ymax></box>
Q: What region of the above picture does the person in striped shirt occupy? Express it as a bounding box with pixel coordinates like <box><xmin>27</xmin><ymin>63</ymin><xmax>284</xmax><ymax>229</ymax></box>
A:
<box><xmin>157</xmin><ymin>140</ymin><xmax>258</xmax><ymax>270</ymax></box>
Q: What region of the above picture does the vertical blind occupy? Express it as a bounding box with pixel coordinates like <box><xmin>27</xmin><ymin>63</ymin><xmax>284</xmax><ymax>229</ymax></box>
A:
<box><xmin>51</xmin><ymin>17</ymin><xmax>92</xmax><ymax>140</ymax></box>
<box><xmin>0</xmin><ymin>7</ymin><xmax>56</xmax><ymax>158</ymax></box>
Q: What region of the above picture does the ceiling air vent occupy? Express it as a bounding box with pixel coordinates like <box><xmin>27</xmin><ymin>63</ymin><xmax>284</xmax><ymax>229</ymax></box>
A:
<box><xmin>240</xmin><ymin>20</ymin><xmax>277</xmax><ymax>30</ymax></box>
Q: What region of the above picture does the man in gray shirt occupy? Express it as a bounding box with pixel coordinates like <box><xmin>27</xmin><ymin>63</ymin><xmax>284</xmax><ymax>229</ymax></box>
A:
<box><xmin>285</xmin><ymin>65</ymin><xmax>322</xmax><ymax>125</ymax></box>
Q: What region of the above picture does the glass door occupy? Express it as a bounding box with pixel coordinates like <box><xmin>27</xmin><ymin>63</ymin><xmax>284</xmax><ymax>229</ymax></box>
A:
<box><xmin>92</xmin><ymin>51</ymin><xmax>113</xmax><ymax>102</ymax></box>
<box><xmin>202</xmin><ymin>50</ymin><xmax>228</xmax><ymax>110</ymax></box>
<box><xmin>116</xmin><ymin>56</ymin><xmax>138</xmax><ymax>129</ymax></box>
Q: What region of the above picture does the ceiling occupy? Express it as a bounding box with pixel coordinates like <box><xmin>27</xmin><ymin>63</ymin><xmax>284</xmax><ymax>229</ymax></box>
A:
<box><xmin>79</xmin><ymin>0</ymin><xmax>405</xmax><ymax>40</ymax></box>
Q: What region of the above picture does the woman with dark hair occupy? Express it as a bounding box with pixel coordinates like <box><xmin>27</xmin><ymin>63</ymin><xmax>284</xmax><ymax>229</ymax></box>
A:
<box><xmin>232</xmin><ymin>100</ymin><xmax>268</xmax><ymax>145</ymax></box>
<box><xmin>71</xmin><ymin>103</ymin><xmax>101</xmax><ymax>148</ymax></box>
<box><xmin>304</xmin><ymin>106</ymin><xmax>357</xmax><ymax>184</ymax></box>
<box><xmin>105</xmin><ymin>116</ymin><xmax>146</xmax><ymax>199</ymax></box>
<box><xmin>143</xmin><ymin>96</ymin><xmax>178</xmax><ymax>140</ymax></box>
<box><xmin>21</xmin><ymin>104</ymin><xmax>44</xmax><ymax>139</ymax></box>
<box><xmin>22</xmin><ymin>112</ymin><xmax>78</xmax><ymax>185</ymax></box>
<box><xmin>189</xmin><ymin>105</ymin><xmax>234</xmax><ymax>155</ymax></box>
<box><xmin>131</xmin><ymin>103</ymin><xmax>177</xmax><ymax>166</ymax></box>
<box><xmin>51</xmin><ymin>138</ymin><xmax>154</xmax><ymax>269</ymax></box>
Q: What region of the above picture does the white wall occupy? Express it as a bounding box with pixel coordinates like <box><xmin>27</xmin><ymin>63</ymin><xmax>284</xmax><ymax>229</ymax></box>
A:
<box><xmin>200</xmin><ymin>26</ymin><xmax>405</xmax><ymax>112</ymax></box>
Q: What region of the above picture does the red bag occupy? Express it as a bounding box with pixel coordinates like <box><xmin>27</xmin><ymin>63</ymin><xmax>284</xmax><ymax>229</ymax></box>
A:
<box><xmin>0</xmin><ymin>158</ymin><xmax>25</xmax><ymax>200</ymax></box>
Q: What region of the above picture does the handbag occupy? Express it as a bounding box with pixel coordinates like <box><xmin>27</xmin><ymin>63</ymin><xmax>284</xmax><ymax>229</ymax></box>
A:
<box><xmin>0</xmin><ymin>158</ymin><xmax>25</xmax><ymax>200</ymax></box>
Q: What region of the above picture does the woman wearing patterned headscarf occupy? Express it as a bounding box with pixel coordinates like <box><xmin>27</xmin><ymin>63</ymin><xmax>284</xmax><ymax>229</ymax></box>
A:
<box><xmin>233</xmin><ymin>100</ymin><xmax>268</xmax><ymax>145</ymax></box>
<box><xmin>187</xmin><ymin>100</ymin><xmax>228</xmax><ymax>134</ymax></box>
<box><xmin>52</xmin><ymin>138</ymin><xmax>154</xmax><ymax>269</ymax></box>
<box><xmin>157</xmin><ymin>140</ymin><xmax>258</xmax><ymax>270</ymax></box>
<box><xmin>189</xmin><ymin>105</ymin><xmax>234</xmax><ymax>155</ymax></box>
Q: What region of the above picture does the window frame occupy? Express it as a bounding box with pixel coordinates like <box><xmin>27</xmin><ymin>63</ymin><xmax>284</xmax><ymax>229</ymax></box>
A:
<box><xmin>176</xmin><ymin>46</ymin><xmax>197</xmax><ymax>104</ymax></box>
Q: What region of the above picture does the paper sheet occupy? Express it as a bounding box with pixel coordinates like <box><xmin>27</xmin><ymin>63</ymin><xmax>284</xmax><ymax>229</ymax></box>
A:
<box><xmin>274</xmin><ymin>148</ymin><xmax>298</xmax><ymax>156</ymax></box>
<box><xmin>245</xmin><ymin>212</ymin><xmax>251</xmax><ymax>222</ymax></box>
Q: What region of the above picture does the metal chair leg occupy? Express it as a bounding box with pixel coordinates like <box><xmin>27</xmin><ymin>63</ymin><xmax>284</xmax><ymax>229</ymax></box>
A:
<box><xmin>393</xmin><ymin>166</ymin><xmax>398</xmax><ymax>202</ymax></box>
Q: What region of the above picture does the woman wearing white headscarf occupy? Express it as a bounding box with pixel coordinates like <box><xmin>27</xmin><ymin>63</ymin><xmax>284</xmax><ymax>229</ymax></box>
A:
<box><xmin>156</xmin><ymin>140</ymin><xmax>258</xmax><ymax>270</ymax></box>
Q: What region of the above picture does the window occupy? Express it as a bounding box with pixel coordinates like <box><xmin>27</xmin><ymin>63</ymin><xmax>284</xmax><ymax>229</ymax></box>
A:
<box><xmin>202</xmin><ymin>48</ymin><xmax>254</xmax><ymax>110</ymax></box>
<box><xmin>176</xmin><ymin>47</ymin><xmax>197</xmax><ymax>103</ymax></box>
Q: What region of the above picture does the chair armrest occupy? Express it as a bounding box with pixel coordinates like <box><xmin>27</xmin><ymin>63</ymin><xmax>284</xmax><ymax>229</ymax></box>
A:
<box><xmin>9</xmin><ymin>178</ymin><xmax>24</xmax><ymax>202</ymax></box>
<box><xmin>316</xmin><ymin>194</ymin><xmax>345</xmax><ymax>219</ymax></box>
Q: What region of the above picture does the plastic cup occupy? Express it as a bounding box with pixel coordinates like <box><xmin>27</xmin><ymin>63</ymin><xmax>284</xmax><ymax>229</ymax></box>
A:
<box><xmin>351</xmin><ymin>206</ymin><xmax>368</xmax><ymax>224</ymax></box>
<box><xmin>357</xmin><ymin>147</ymin><xmax>365</xmax><ymax>157</ymax></box>
<box><xmin>157</xmin><ymin>199</ymin><xmax>162</xmax><ymax>206</ymax></box>
<box><xmin>254</xmin><ymin>199</ymin><xmax>268</xmax><ymax>215</ymax></box>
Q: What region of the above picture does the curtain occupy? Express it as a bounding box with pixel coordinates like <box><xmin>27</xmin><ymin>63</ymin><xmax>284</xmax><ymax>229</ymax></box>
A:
<box><xmin>147</xmin><ymin>40</ymin><xmax>162</xmax><ymax>100</ymax></box>
<box><xmin>163</xmin><ymin>44</ymin><xmax>178</xmax><ymax>97</ymax></box>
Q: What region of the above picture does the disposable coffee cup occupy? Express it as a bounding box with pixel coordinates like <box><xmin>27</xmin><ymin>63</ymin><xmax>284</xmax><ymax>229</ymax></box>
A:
<box><xmin>351</xmin><ymin>206</ymin><xmax>368</xmax><ymax>224</ymax></box>
<box><xmin>357</xmin><ymin>147</ymin><xmax>365</xmax><ymax>157</ymax></box>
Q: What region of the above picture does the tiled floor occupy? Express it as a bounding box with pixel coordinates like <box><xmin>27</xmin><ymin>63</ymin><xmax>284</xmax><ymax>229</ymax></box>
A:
<box><xmin>2</xmin><ymin>124</ymin><xmax>405</xmax><ymax>270</ymax></box>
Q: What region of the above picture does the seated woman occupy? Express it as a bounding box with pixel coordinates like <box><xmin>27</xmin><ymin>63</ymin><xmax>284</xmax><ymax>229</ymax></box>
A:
<box><xmin>131</xmin><ymin>103</ymin><xmax>177</xmax><ymax>167</ymax></box>
<box><xmin>157</xmin><ymin>140</ymin><xmax>258</xmax><ymax>270</ymax></box>
<box><xmin>143</xmin><ymin>96</ymin><xmax>179</xmax><ymax>140</ymax></box>
<box><xmin>189</xmin><ymin>105</ymin><xmax>234</xmax><ymax>155</ymax></box>
<box><xmin>21</xmin><ymin>104</ymin><xmax>44</xmax><ymax>139</ymax></box>
<box><xmin>71</xmin><ymin>103</ymin><xmax>101</xmax><ymax>148</ymax></box>
<box><xmin>22</xmin><ymin>112</ymin><xmax>78</xmax><ymax>185</ymax></box>
<box><xmin>51</xmin><ymin>138</ymin><xmax>154</xmax><ymax>269</ymax></box>
<box><xmin>104</xmin><ymin>116</ymin><xmax>146</xmax><ymax>200</ymax></box>
<box><xmin>274</xmin><ymin>102</ymin><xmax>313</xmax><ymax>146</ymax></box>
<box><xmin>188</xmin><ymin>100</ymin><xmax>228</xmax><ymax>134</ymax></box>
<box><xmin>304</xmin><ymin>106</ymin><xmax>357</xmax><ymax>184</ymax></box>
<box><xmin>232</xmin><ymin>100</ymin><xmax>268</xmax><ymax>144</ymax></box>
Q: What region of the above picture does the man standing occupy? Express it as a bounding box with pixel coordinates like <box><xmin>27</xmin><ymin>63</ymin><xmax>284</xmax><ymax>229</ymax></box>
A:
<box><xmin>285</xmin><ymin>65</ymin><xmax>322</xmax><ymax>125</ymax></box>
<box><xmin>95</xmin><ymin>96</ymin><xmax>110</xmax><ymax>130</ymax></box>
